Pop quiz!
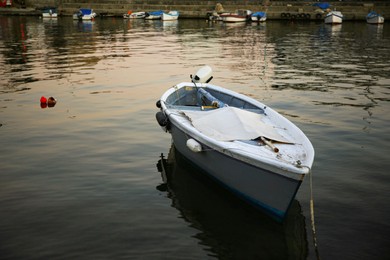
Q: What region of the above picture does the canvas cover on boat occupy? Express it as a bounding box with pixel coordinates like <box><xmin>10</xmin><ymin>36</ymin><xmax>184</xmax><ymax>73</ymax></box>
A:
<box><xmin>183</xmin><ymin>107</ymin><xmax>292</xmax><ymax>143</ymax></box>
<box><xmin>80</xmin><ymin>9</ymin><xmax>93</xmax><ymax>15</ymax></box>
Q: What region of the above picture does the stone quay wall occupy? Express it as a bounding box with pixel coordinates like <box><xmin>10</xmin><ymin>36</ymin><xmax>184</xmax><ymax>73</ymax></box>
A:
<box><xmin>2</xmin><ymin>1</ymin><xmax>390</xmax><ymax>21</ymax></box>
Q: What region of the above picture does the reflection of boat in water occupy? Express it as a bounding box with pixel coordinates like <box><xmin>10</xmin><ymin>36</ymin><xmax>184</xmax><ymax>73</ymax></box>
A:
<box><xmin>73</xmin><ymin>20</ymin><xmax>95</xmax><ymax>32</ymax></box>
<box><xmin>367</xmin><ymin>23</ymin><xmax>384</xmax><ymax>38</ymax></box>
<box><xmin>325</xmin><ymin>23</ymin><xmax>342</xmax><ymax>36</ymax></box>
<box><xmin>162</xmin><ymin>20</ymin><xmax>178</xmax><ymax>29</ymax></box>
<box><xmin>156</xmin><ymin>145</ymin><xmax>308</xmax><ymax>259</ymax></box>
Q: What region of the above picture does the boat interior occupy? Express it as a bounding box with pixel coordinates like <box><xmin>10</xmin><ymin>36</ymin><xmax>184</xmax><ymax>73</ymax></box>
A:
<box><xmin>165</xmin><ymin>85</ymin><xmax>265</xmax><ymax>115</ymax></box>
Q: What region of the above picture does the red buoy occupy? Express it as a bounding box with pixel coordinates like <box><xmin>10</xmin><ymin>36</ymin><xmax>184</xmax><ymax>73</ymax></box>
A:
<box><xmin>40</xmin><ymin>96</ymin><xmax>47</xmax><ymax>104</ymax></box>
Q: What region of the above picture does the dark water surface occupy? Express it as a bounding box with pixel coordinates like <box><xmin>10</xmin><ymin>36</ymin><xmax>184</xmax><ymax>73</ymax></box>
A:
<box><xmin>0</xmin><ymin>16</ymin><xmax>389</xmax><ymax>259</ymax></box>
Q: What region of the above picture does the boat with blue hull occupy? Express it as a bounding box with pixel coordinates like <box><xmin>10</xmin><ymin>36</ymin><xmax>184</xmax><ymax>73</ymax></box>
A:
<box><xmin>73</xmin><ymin>8</ymin><xmax>97</xmax><ymax>21</ymax></box>
<box><xmin>145</xmin><ymin>10</ymin><xmax>163</xmax><ymax>20</ymax></box>
<box><xmin>251</xmin><ymin>11</ymin><xmax>267</xmax><ymax>22</ymax></box>
<box><xmin>155</xmin><ymin>66</ymin><xmax>315</xmax><ymax>221</ymax></box>
<box><xmin>366</xmin><ymin>11</ymin><xmax>385</xmax><ymax>24</ymax></box>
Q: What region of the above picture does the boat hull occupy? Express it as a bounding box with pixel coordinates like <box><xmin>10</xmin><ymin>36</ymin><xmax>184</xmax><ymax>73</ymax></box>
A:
<box><xmin>73</xmin><ymin>9</ymin><xmax>96</xmax><ymax>20</ymax></box>
<box><xmin>251</xmin><ymin>12</ymin><xmax>266</xmax><ymax>22</ymax></box>
<box><xmin>145</xmin><ymin>15</ymin><xmax>161</xmax><ymax>20</ymax></box>
<box><xmin>162</xmin><ymin>11</ymin><xmax>179</xmax><ymax>21</ymax></box>
<box><xmin>157</xmin><ymin>78</ymin><xmax>314</xmax><ymax>222</ymax></box>
<box><xmin>42</xmin><ymin>13</ymin><xmax>58</xmax><ymax>18</ymax></box>
<box><xmin>251</xmin><ymin>16</ymin><xmax>266</xmax><ymax>22</ymax></box>
<box><xmin>221</xmin><ymin>14</ymin><xmax>247</xmax><ymax>22</ymax></box>
<box><xmin>367</xmin><ymin>15</ymin><xmax>384</xmax><ymax>24</ymax></box>
<box><xmin>325</xmin><ymin>11</ymin><xmax>343</xmax><ymax>24</ymax></box>
<box><xmin>125</xmin><ymin>12</ymin><xmax>146</xmax><ymax>19</ymax></box>
<box><xmin>73</xmin><ymin>14</ymin><xmax>96</xmax><ymax>20</ymax></box>
<box><xmin>145</xmin><ymin>11</ymin><xmax>163</xmax><ymax>20</ymax></box>
<box><xmin>169</xmin><ymin>123</ymin><xmax>303</xmax><ymax>221</ymax></box>
<box><xmin>221</xmin><ymin>10</ymin><xmax>251</xmax><ymax>23</ymax></box>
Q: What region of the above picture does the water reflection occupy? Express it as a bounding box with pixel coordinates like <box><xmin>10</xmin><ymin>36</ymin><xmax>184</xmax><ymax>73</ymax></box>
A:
<box><xmin>324</xmin><ymin>24</ymin><xmax>342</xmax><ymax>36</ymax></box>
<box><xmin>156</xmin><ymin>145</ymin><xmax>308</xmax><ymax>259</ymax></box>
<box><xmin>74</xmin><ymin>20</ymin><xmax>95</xmax><ymax>32</ymax></box>
<box><xmin>366</xmin><ymin>24</ymin><xmax>384</xmax><ymax>39</ymax></box>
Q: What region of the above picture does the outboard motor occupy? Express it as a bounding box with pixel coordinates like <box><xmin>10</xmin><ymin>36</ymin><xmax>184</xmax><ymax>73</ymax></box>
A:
<box><xmin>191</xmin><ymin>65</ymin><xmax>213</xmax><ymax>84</ymax></box>
<box><xmin>191</xmin><ymin>66</ymin><xmax>226</xmax><ymax>108</ymax></box>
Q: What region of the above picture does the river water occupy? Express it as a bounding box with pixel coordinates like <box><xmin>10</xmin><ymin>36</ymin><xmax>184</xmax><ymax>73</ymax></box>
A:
<box><xmin>0</xmin><ymin>16</ymin><xmax>389</xmax><ymax>259</ymax></box>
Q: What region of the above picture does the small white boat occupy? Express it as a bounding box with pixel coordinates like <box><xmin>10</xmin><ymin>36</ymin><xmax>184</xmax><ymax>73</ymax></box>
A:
<box><xmin>324</xmin><ymin>10</ymin><xmax>343</xmax><ymax>24</ymax></box>
<box><xmin>73</xmin><ymin>8</ymin><xmax>97</xmax><ymax>20</ymax></box>
<box><xmin>366</xmin><ymin>11</ymin><xmax>385</xmax><ymax>24</ymax></box>
<box><xmin>145</xmin><ymin>10</ymin><xmax>163</xmax><ymax>20</ymax></box>
<box><xmin>161</xmin><ymin>11</ymin><xmax>179</xmax><ymax>21</ymax></box>
<box><xmin>124</xmin><ymin>11</ymin><xmax>146</xmax><ymax>19</ymax></box>
<box><xmin>251</xmin><ymin>11</ymin><xmax>267</xmax><ymax>22</ymax></box>
<box><xmin>220</xmin><ymin>10</ymin><xmax>252</xmax><ymax>23</ymax></box>
<box><xmin>156</xmin><ymin>66</ymin><xmax>315</xmax><ymax>221</ymax></box>
<box><xmin>42</xmin><ymin>8</ymin><xmax>58</xmax><ymax>18</ymax></box>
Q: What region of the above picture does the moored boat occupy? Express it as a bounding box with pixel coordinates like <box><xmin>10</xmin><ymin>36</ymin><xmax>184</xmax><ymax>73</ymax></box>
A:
<box><xmin>73</xmin><ymin>8</ymin><xmax>97</xmax><ymax>20</ymax></box>
<box><xmin>251</xmin><ymin>11</ymin><xmax>267</xmax><ymax>22</ymax></box>
<box><xmin>161</xmin><ymin>10</ymin><xmax>179</xmax><ymax>21</ymax></box>
<box><xmin>42</xmin><ymin>7</ymin><xmax>58</xmax><ymax>18</ymax></box>
<box><xmin>145</xmin><ymin>10</ymin><xmax>163</xmax><ymax>20</ymax></box>
<box><xmin>155</xmin><ymin>66</ymin><xmax>315</xmax><ymax>221</ymax></box>
<box><xmin>366</xmin><ymin>11</ymin><xmax>385</xmax><ymax>24</ymax></box>
<box><xmin>124</xmin><ymin>11</ymin><xmax>146</xmax><ymax>19</ymax></box>
<box><xmin>220</xmin><ymin>10</ymin><xmax>252</xmax><ymax>23</ymax></box>
<box><xmin>324</xmin><ymin>10</ymin><xmax>343</xmax><ymax>24</ymax></box>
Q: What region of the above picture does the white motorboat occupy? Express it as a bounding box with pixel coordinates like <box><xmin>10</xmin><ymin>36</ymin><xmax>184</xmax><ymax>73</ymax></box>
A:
<box><xmin>324</xmin><ymin>10</ymin><xmax>343</xmax><ymax>24</ymax></box>
<box><xmin>161</xmin><ymin>11</ymin><xmax>179</xmax><ymax>21</ymax></box>
<box><xmin>123</xmin><ymin>11</ymin><xmax>146</xmax><ymax>19</ymax></box>
<box><xmin>220</xmin><ymin>10</ymin><xmax>252</xmax><ymax>23</ymax></box>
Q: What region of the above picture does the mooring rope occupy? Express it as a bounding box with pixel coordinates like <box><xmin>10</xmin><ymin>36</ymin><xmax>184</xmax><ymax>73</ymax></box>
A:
<box><xmin>308</xmin><ymin>166</ymin><xmax>321</xmax><ymax>260</ymax></box>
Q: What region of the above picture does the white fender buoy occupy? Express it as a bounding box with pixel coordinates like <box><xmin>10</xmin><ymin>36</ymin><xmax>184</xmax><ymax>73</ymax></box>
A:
<box><xmin>186</xmin><ymin>138</ymin><xmax>202</xmax><ymax>153</ymax></box>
